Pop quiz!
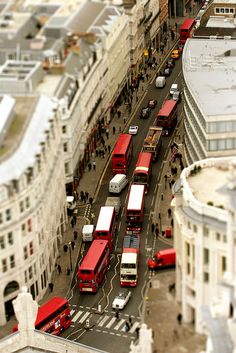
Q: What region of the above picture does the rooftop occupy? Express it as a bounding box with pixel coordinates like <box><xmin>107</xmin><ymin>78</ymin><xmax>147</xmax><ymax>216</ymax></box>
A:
<box><xmin>183</xmin><ymin>38</ymin><xmax>236</xmax><ymax>118</ymax></box>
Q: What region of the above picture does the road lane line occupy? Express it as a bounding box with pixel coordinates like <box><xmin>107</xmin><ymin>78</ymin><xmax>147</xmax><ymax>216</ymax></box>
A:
<box><xmin>114</xmin><ymin>318</ymin><xmax>125</xmax><ymax>330</ymax></box>
<box><xmin>72</xmin><ymin>310</ymin><xmax>83</xmax><ymax>323</ymax></box>
<box><xmin>98</xmin><ymin>315</ymin><xmax>110</xmax><ymax>327</ymax></box>
<box><xmin>106</xmin><ymin>317</ymin><xmax>116</xmax><ymax>328</ymax></box>
<box><xmin>78</xmin><ymin>311</ymin><xmax>90</xmax><ymax>324</ymax></box>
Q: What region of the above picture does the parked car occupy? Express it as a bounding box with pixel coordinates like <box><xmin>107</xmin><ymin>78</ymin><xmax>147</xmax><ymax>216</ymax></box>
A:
<box><xmin>140</xmin><ymin>107</ymin><xmax>151</xmax><ymax>119</ymax></box>
<box><xmin>112</xmin><ymin>289</ymin><xmax>131</xmax><ymax>310</ymax></box>
<box><xmin>170</xmin><ymin>83</ymin><xmax>178</xmax><ymax>96</ymax></box>
<box><xmin>129</xmin><ymin>125</ymin><xmax>139</xmax><ymax>135</ymax></box>
<box><xmin>171</xmin><ymin>49</ymin><xmax>180</xmax><ymax>60</ymax></box>
<box><xmin>148</xmin><ymin>99</ymin><xmax>157</xmax><ymax>108</ymax></box>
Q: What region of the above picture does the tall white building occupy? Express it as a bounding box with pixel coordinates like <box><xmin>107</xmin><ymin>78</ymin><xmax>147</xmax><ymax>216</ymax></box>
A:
<box><xmin>0</xmin><ymin>89</ymin><xmax>66</xmax><ymax>326</ymax></box>
<box><xmin>182</xmin><ymin>38</ymin><xmax>236</xmax><ymax>165</ymax></box>
<box><xmin>173</xmin><ymin>156</ymin><xmax>236</xmax><ymax>333</ymax></box>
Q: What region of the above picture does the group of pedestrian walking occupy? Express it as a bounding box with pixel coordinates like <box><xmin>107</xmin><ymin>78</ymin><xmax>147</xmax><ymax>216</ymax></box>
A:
<box><xmin>151</xmin><ymin>222</ymin><xmax>159</xmax><ymax>238</ymax></box>
<box><xmin>79</xmin><ymin>190</ymin><xmax>89</xmax><ymax>203</ymax></box>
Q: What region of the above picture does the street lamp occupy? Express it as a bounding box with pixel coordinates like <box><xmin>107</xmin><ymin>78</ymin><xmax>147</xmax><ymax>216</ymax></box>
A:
<box><xmin>68</xmin><ymin>242</ymin><xmax>72</xmax><ymax>272</ymax></box>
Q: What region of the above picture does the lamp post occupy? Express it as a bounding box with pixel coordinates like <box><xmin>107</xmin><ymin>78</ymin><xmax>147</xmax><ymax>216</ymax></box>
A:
<box><xmin>68</xmin><ymin>242</ymin><xmax>72</xmax><ymax>272</ymax></box>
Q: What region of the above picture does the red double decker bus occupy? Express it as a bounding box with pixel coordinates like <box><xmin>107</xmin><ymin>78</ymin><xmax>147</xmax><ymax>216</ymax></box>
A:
<box><xmin>78</xmin><ymin>240</ymin><xmax>110</xmax><ymax>293</ymax></box>
<box><xmin>94</xmin><ymin>206</ymin><xmax>116</xmax><ymax>249</ymax></box>
<box><xmin>126</xmin><ymin>184</ymin><xmax>145</xmax><ymax>234</ymax></box>
<box><xmin>13</xmin><ymin>297</ymin><xmax>72</xmax><ymax>335</ymax></box>
<box><xmin>179</xmin><ymin>18</ymin><xmax>196</xmax><ymax>44</ymax></box>
<box><xmin>155</xmin><ymin>99</ymin><xmax>178</xmax><ymax>136</ymax></box>
<box><xmin>133</xmin><ymin>152</ymin><xmax>152</xmax><ymax>194</ymax></box>
<box><xmin>112</xmin><ymin>134</ymin><xmax>133</xmax><ymax>174</ymax></box>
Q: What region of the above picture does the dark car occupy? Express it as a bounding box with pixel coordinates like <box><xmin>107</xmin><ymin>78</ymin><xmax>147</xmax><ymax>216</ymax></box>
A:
<box><xmin>166</xmin><ymin>58</ymin><xmax>175</xmax><ymax>68</ymax></box>
<box><xmin>148</xmin><ymin>99</ymin><xmax>157</xmax><ymax>109</ymax></box>
<box><xmin>140</xmin><ymin>107</ymin><xmax>151</xmax><ymax>119</ymax></box>
<box><xmin>162</xmin><ymin>67</ymin><xmax>172</xmax><ymax>77</ymax></box>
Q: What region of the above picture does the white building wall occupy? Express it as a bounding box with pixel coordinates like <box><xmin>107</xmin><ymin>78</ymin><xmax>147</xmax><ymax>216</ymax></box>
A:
<box><xmin>0</xmin><ymin>96</ymin><xmax>66</xmax><ymax>326</ymax></box>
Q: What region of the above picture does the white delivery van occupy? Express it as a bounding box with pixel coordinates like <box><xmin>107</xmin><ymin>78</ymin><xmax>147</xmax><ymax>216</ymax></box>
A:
<box><xmin>105</xmin><ymin>197</ymin><xmax>121</xmax><ymax>216</ymax></box>
<box><xmin>82</xmin><ymin>224</ymin><xmax>94</xmax><ymax>242</ymax></box>
<box><xmin>109</xmin><ymin>174</ymin><xmax>128</xmax><ymax>194</ymax></box>
<box><xmin>155</xmin><ymin>76</ymin><xmax>166</xmax><ymax>88</ymax></box>
<box><xmin>170</xmin><ymin>83</ymin><xmax>178</xmax><ymax>96</ymax></box>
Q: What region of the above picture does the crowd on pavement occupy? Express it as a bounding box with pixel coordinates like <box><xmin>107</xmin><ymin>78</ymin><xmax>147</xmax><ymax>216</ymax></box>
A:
<box><xmin>1</xmin><ymin>11</ymin><xmax>206</xmax><ymax>353</ymax></box>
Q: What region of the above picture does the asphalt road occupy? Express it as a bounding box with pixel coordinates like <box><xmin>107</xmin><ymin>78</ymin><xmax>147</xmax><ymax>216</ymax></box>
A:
<box><xmin>63</xmin><ymin>55</ymin><xmax>184</xmax><ymax>352</ymax></box>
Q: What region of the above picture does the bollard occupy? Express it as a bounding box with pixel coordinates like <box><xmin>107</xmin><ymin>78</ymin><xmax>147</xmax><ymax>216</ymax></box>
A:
<box><xmin>98</xmin><ymin>304</ymin><xmax>102</xmax><ymax>313</ymax></box>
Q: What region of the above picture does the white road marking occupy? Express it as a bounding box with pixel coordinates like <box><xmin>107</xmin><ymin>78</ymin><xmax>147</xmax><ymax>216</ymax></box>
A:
<box><xmin>78</xmin><ymin>311</ymin><xmax>90</xmax><ymax>324</ymax></box>
<box><xmin>72</xmin><ymin>310</ymin><xmax>83</xmax><ymax>323</ymax></box>
<box><xmin>114</xmin><ymin>318</ymin><xmax>125</xmax><ymax>330</ymax></box>
<box><xmin>129</xmin><ymin>321</ymin><xmax>140</xmax><ymax>333</ymax></box>
<box><xmin>98</xmin><ymin>315</ymin><xmax>110</xmax><ymax>327</ymax></box>
<box><xmin>106</xmin><ymin>317</ymin><xmax>116</xmax><ymax>328</ymax></box>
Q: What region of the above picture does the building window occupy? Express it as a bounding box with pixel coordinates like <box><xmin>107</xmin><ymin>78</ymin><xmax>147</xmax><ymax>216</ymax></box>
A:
<box><xmin>22</xmin><ymin>223</ymin><xmax>26</xmax><ymax>236</ymax></box>
<box><xmin>2</xmin><ymin>259</ymin><xmax>7</xmax><ymax>272</ymax></box>
<box><xmin>24</xmin><ymin>270</ymin><xmax>28</xmax><ymax>283</ymax></box>
<box><xmin>65</xmin><ymin>162</ymin><xmax>69</xmax><ymax>174</ymax></box>
<box><xmin>187</xmin><ymin>262</ymin><xmax>191</xmax><ymax>275</ymax></box>
<box><xmin>204</xmin><ymin>272</ymin><xmax>209</xmax><ymax>283</ymax></box>
<box><xmin>0</xmin><ymin>213</ymin><xmax>2</xmax><ymax>224</ymax></box>
<box><xmin>34</xmin><ymin>263</ymin><xmax>37</xmax><ymax>275</ymax></box>
<box><xmin>63</xmin><ymin>142</ymin><xmax>68</xmax><ymax>152</ymax></box>
<box><xmin>8</xmin><ymin>232</ymin><xmax>13</xmax><ymax>245</ymax></box>
<box><xmin>36</xmin><ymin>280</ymin><xmax>39</xmax><ymax>296</ymax></box>
<box><xmin>62</xmin><ymin>125</ymin><xmax>67</xmax><ymax>134</ymax></box>
<box><xmin>26</xmin><ymin>196</ymin><xmax>30</xmax><ymax>208</ymax></box>
<box><xmin>187</xmin><ymin>221</ymin><xmax>191</xmax><ymax>229</ymax></box>
<box><xmin>6</xmin><ymin>209</ymin><xmax>11</xmax><ymax>221</ymax></box>
<box><xmin>27</xmin><ymin>219</ymin><xmax>32</xmax><ymax>232</ymax></box>
<box><xmin>203</xmin><ymin>248</ymin><xmax>209</xmax><ymax>264</ymax></box>
<box><xmin>222</xmin><ymin>256</ymin><xmax>227</xmax><ymax>272</ymax></box>
<box><xmin>223</xmin><ymin>234</ymin><xmax>227</xmax><ymax>242</ymax></box>
<box><xmin>186</xmin><ymin>242</ymin><xmax>190</xmax><ymax>256</ymax></box>
<box><xmin>203</xmin><ymin>226</ymin><xmax>209</xmax><ymax>237</ymax></box>
<box><xmin>193</xmin><ymin>225</ymin><xmax>198</xmax><ymax>233</ymax></box>
<box><xmin>29</xmin><ymin>241</ymin><xmax>34</xmax><ymax>255</ymax></box>
<box><xmin>10</xmin><ymin>255</ymin><xmax>15</xmax><ymax>268</ymax></box>
<box><xmin>20</xmin><ymin>201</ymin><xmax>24</xmax><ymax>213</ymax></box>
<box><xmin>29</xmin><ymin>266</ymin><xmax>33</xmax><ymax>280</ymax></box>
<box><xmin>24</xmin><ymin>246</ymin><xmax>28</xmax><ymax>260</ymax></box>
<box><xmin>0</xmin><ymin>236</ymin><xmax>5</xmax><ymax>249</ymax></box>
<box><xmin>216</xmin><ymin>232</ymin><xmax>221</xmax><ymax>241</ymax></box>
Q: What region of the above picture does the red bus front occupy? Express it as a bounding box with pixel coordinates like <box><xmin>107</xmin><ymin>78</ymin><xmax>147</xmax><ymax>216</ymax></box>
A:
<box><xmin>126</xmin><ymin>184</ymin><xmax>145</xmax><ymax>234</ymax></box>
<box><xmin>13</xmin><ymin>297</ymin><xmax>72</xmax><ymax>335</ymax></box>
<box><xmin>93</xmin><ymin>206</ymin><xmax>116</xmax><ymax>250</ymax></box>
<box><xmin>78</xmin><ymin>240</ymin><xmax>110</xmax><ymax>293</ymax></box>
<box><xmin>179</xmin><ymin>18</ymin><xmax>196</xmax><ymax>44</ymax></box>
<box><xmin>133</xmin><ymin>152</ymin><xmax>152</xmax><ymax>194</ymax></box>
<box><xmin>155</xmin><ymin>100</ymin><xmax>178</xmax><ymax>135</ymax></box>
<box><xmin>112</xmin><ymin>134</ymin><xmax>133</xmax><ymax>174</ymax></box>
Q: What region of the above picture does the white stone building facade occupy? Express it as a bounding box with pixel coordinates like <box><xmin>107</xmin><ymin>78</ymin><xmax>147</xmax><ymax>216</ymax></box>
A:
<box><xmin>0</xmin><ymin>95</ymin><xmax>66</xmax><ymax>326</ymax></box>
<box><xmin>173</xmin><ymin>156</ymin><xmax>236</xmax><ymax>333</ymax></box>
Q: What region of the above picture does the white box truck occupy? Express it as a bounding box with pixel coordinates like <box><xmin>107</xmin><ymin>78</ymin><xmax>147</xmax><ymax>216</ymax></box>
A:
<box><xmin>82</xmin><ymin>224</ymin><xmax>94</xmax><ymax>242</ymax></box>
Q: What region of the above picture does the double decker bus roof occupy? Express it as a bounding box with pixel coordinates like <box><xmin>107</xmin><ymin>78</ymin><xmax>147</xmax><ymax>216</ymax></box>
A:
<box><xmin>79</xmin><ymin>240</ymin><xmax>109</xmax><ymax>270</ymax></box>
<box><xmin>127</xmin><ymin>184</ymin><xmax>145</xmax><ymax>210</ymax></box>
<box><xmin>134</xmin><ymin>152</ymin><xmax>152</xmax><ymax>175</ymax></box>
<box><xmin>180</xmin><ymin>18</ymin><xmax>196</xmax><ymax>31</ymax></box>
<box><xmin>36</xmin><ymin>297</ymin><xmax>68</xmax><ymax>326</ymax></box>
<box><xmin>95</xmin><ymin>206</ymin><xmax>115</xmax><ymax>231</ymax></box>
<box><xmin>158</xmin><ymin>100</ymin><xmax>177</xmax><ymax>117</ymax></box>
<box><xmin>113</xmin><ymin>134</ymin><xmax>132</xmax><ymax>155</ymax></box>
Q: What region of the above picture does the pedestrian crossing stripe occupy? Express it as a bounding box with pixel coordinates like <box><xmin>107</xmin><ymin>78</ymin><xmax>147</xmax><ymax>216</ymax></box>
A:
<box><xmin>71</xmin><ymin>310</ymin><xmax>140</xmax><ymax>334</ymax></box>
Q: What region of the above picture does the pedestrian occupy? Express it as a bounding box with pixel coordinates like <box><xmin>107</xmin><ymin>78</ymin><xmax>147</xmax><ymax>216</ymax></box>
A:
<box><xmin>117</xmin><ymin>110</ymin><xmax>121</xmax><ymax>118</ymax></box>
<box><xmin>92</xmin><ymin>161</ymin><xmax>96</xmax><ymax>170</ymax></box>
<box><xmin>63</xmin><ymin>244</ymin><xmax>68</xmax><ymax>252</ymax></box>
<box><xmin>115</xmin><ymin>310</ymin><xmax>120</xmax><ymax>319</ymax></box>
<box><xmin>151</xmin><ymin>223</ymin><xmax>155</xmax><ymax>233</ymax></box>
<box><xmin>101</xmin><ymin>137</ymin><xmax>105</xmax><ymax>147</ymax></box>
<box><xmin>155</xmin><ymin>227</ymin><xmax>159</xmax><ymax>238</ymax></box>
<box><xmin>73</xmin><ymin>215</ymin><xmax>77</xmax><ymax>224</ymax></box>
<box><xmin>80</xmin><ymin>190</ymin><xmax>84</xmax><ymax>202</ymax></box>
<box><xmin>177</xmin><ymin>313</ymin><xmax>182</xmax><ymax>325</ymax></box>
<box><xmin>135</xmin><ymin>327</ymin><xmax>140</xmax><ymax>339</ymax></box>
<box><xmin>108</xmin><ymin>145</ymin><xmax>111</xmax><ymax>153</ymax></box>
<box><xmin>113</xmin><ymin>126</ymin><xmax>116</xmax><ymax>135</ymax></box>
<box><xmin>169</xmin><ymin>180</ymin><xmax>172</xmax><ymax>189</ymax></box>
<box><xmin>101</xmin><ymin>149</ymin><xmax>105</xmax><ymax>158</ymax></box>
<box><xmin>98</xmin><ymin>149</ymin><xmax>102</xmax><ymax>157</ymax></box>
<box><xmin>73</xmin><ymin>230</ymin><xmax>78</xmax><ymax>240</ymax></box>
<box><xmin>168</xmin><ymin>208</ymin><xmax>172</xmax><ymax>217</ymax></box>
<box><xmin>88</xmin><ymin>162</ymin><xmax>92</xmax><ymax>171</ymax></box>
<box><xmin>128</xmin><ymin>316</ymin><xmax>133</xmax><ymax>326</ymax></box>
<box><xmin>106</xmin><ymin>127</ymin><xmax>109</xmax><ymax>140</ymax></box>
<box><xmin>49</xmin><ymin>283</ymin><xmax>54</xmax><ymax>292</ymax></box>
<box><xmin>57</xmin><ymin>264</ymin><xmax>62</xmax><ymax>274</ymax></box>
<box><xmin>104</xmin><ymin>145</ymin><xmax>107</xmax><ymax>153</ymax></box>
<box><xmin>95</xmin><ymin>148</ymin><xmax>99</xmax><ymax>157</ymax></box>
<box><xmin>89</xmin><ymin>197</ymin><xmax>93</xmax><ymax>205</ymax></box>
<box><xmin>171</xmin><ymin>218</ymin><xmax>174</xmax><ymax>227</ymax></box>
<box><xmin>146</xmin><ymin>73</ymin><xmax>149</xmax><ymax>81</ymax></box>
<box><xmin>189</xmin><ymin>5</ymin><xmax>192</xmax><ymax>13</ymax></box>
<box><xmin>71</xmin><ymin>240</ymin><xmax>75</xmax><ymax>250</ymax></box>
<box><xmin>125</xmin><ymin>321</ymin><xmax>130</xmax><ymax>332</ymax></box>
<box><xmin>85</xmin><ymin>191</ymin><xmax>89</xmax><ymax>201</ymax></box>
<box><xmin>70</xmin><ymin>218</ymin><xmax>75</xmax><ymax>228</ymax></box>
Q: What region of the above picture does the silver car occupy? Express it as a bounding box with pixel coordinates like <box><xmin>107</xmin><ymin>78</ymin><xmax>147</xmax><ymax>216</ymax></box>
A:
<box><xmin>112</xmin><ymin>289</ymin><xmax>131</xmax><ymax>310</ymax></box>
